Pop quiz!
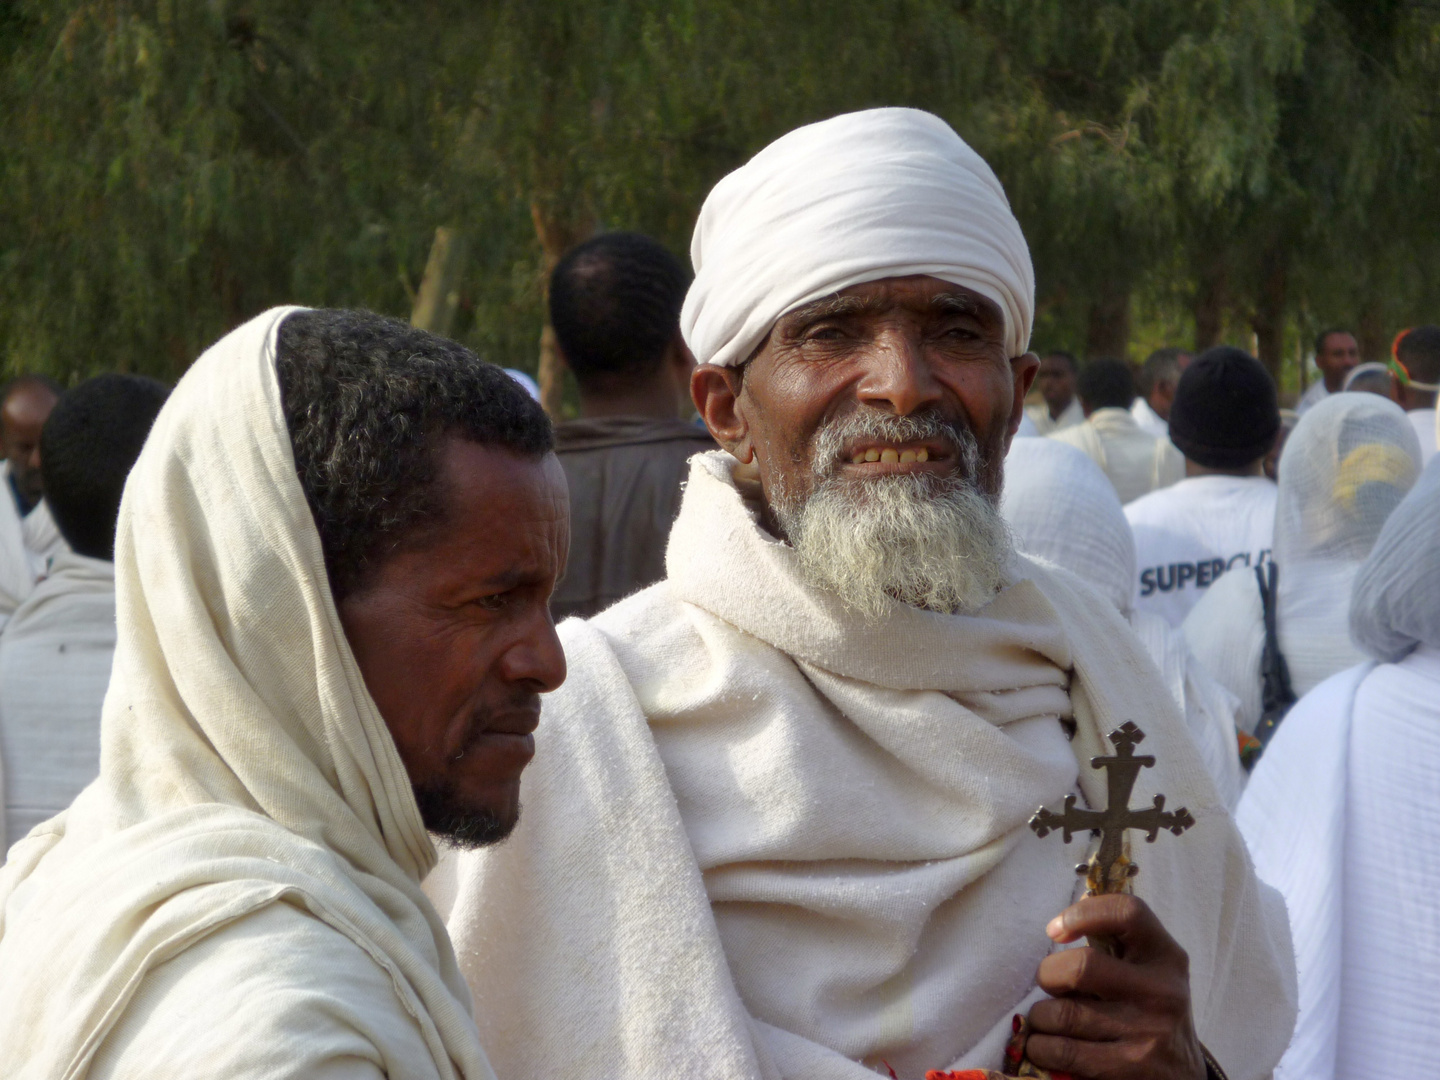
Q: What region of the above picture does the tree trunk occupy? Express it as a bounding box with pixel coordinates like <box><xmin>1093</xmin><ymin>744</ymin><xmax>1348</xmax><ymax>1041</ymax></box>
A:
<box><xmin>530</xmin><ymin>200</ymin><xmax>594</xmax><ymax>418</ymax></box>
<box><xmin>410</xmin><ymin>226</ymin><xmax>468</xmax><ymax>338</ymax></box>
<box><xmin>1085</xmin><ymin>286</ymin><xmax>1131</xmax><ymax>361</ymax></box>
<box><xmin>1193</xmin><ymin>251</ymin><xmax>1227</xmax><ymax>351</ymax></box>
<box><xmin>1249</xmin><ymin>246</ymin><xmax>1287</xmax><ymax>383</ymax></box>
<box><xmin>1358</xmin><ymin>295</ymin><xmax>1386</xmax><ymax>364</ymax></box>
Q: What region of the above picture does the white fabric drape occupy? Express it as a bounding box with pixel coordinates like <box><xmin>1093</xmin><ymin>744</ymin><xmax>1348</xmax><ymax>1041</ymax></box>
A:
<box><xmin>1048</xmin><ymin>407</ymin><xmax>1185</xmax><ymax>505</ymax></box>
<box><xmin>1239</xmin><ymin>454</ymin><xmax>1440</xmax><ymax>1079</ymax></box>
<box><xmin>0</xmin><ymin>553</ymin><xmax>115</xmax><ymax>849</ymax></box>
<box><xmin>21</xmin><ymin>498</ymin><xmax>71</xmax><ymax>566</ymax></box>
<box><xmin>1183</xmin><ymin>394</ymin><xmax>1421</xmax><ymax>732</ymax></box>
<box><xmin>437</xmin><ymin>450</ymin><xmax>1295</xmax><ymax>1080</ymax></box>
<box><xmin>680</xmin><ymin>108</ymin><xmax>1035</xmax><ymax>368</ymax></box>
<box><xmin>1002</xmin><ymin>438</ymin><xmax>1243</xmax><ymax>806</ymax></box>
<box><xmin>0</xmin><ymin>308</ymin><xmax>494</xmax><ymax>1080</ymax></box>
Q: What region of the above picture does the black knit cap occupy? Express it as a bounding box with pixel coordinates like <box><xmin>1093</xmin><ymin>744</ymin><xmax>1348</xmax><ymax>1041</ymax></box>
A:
<box><xmin>1168</xmin><ymin>346</ymin><xmax>1280</xmax><ymax>469</ymax></box>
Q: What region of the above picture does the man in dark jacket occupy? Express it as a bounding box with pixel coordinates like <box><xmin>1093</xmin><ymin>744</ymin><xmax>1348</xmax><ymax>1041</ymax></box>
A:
<box><xmin>548</xmin><ymin>231</ymin><xmax>714</xmax><ymax>619</ymax></box>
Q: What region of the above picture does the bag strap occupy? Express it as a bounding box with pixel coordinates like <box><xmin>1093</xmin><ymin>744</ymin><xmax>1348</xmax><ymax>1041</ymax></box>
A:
<box><xmin>1253</xmin><ymin>561</ymin><xmax>1298</xmax><ymax>750</ymax></box>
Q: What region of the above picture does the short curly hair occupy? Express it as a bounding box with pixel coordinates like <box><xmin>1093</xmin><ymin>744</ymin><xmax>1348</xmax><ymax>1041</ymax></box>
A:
<box><xmin>275</xmin><ymin>309</ymin><xmax>553</xmax><ymax>601</ymax></box>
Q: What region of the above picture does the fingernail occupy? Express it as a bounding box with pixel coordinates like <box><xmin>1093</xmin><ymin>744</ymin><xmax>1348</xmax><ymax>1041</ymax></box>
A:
<box><xmin>1046</xmin><ymin>915</ymin><xmax>1064</xmax><ymax>939</ymax></box>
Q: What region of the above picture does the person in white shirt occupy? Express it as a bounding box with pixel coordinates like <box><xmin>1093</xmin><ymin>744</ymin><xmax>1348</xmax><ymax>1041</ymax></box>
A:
<box><xmin>0</xmin><ymin>374</ymin><xmax>169</xmax><ymax>850</ymax></box>
<box><xmin>1235</xmin><ymin>455</ymin><xmax>1440</xmax><ymax>1080</ymax></box>
<box><xmin>1296</xmin><ymin>328</ymin><xmax>1360</xmax><ymax>415</ymax></box>
<box><xmin>1050</xmin><ymin>356</ymin><xmax>1184</xmax><ymax>504</ymax></box>
<box><xmin>1127</xmin><ymin>347</ymin><xmax>1280</xmax><ymax>627</ymax></box>
<box><xmin>1395</xmin><ymin>325</ymin><xmax>1439</xmax><ymax>464</ymax></box>
<box><xmin>1131</xmin><ymin>346</ymin><xmax>1190</xmax><ymax>437</ymax></box>
<box><xmin>1022</xmin><ymin>349</ymin><xmax>1083</xmax><ymax>434</ymax></box>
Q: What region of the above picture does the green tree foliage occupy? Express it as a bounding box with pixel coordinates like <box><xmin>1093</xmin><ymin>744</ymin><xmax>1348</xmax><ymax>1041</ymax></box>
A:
<box><xmin>2</xmin><ymin>0</ymin><xmax>1437</xmax><ymax>395</ymax></box>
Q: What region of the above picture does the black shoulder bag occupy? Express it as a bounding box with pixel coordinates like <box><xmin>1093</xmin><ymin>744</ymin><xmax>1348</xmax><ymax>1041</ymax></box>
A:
<box><xmin>1248</xmin><ymin>561</ymin><xmax>1297</xmax><ymax>767</ymax></box>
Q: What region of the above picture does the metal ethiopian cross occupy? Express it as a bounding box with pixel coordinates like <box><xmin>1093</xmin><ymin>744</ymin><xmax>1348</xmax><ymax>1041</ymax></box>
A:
<box><xmin>1030</xmin><ymin>721</ymin><xmax>1196</xmax><ymax>899</ymax></box>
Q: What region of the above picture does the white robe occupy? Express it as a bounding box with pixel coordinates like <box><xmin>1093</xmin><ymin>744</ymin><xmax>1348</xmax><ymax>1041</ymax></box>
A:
<box><xmin>1049</xmin><ymin>406</ymin><xmax>1184</xmax><ymax>505</ymax></box>
<box><xmin>1024</xmin><ymin>396</ymin><xmax>1083</xmax><ymax>436</ymax></box>
<box><xmin>434</xmin><ymin>451</ymin><xmax>1295</xmax><ymax>1080</ymax></box>
<box><xmin>0</xmin><ymin>552</ymin><xmax>115</xmax><ymax>850</ymax></box>
<box><xmin>1131</xmin><ymin>396</ymin><xmax>1169</xmax><ymax>438</ymax></box>
<box><xmin>0</xmin><ymin>308</ymin><xmax>495</xmax><ymax>1080</ymax></box>
<box><xmin>1237</xmin><ymin>649</ymin><xmax>1440</xmax><ymax>1080</ymax></box>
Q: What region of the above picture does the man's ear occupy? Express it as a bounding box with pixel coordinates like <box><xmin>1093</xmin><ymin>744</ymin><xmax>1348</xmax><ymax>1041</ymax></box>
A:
<box><xmin>692</xmin><ymin>364</ymin><xmax>754</xmax><ymax>463</ymax></box>
<box><xmin>1007</xmin><ymin>352</ymin><xmax>1041</xmax><ymax>439</ymax></box>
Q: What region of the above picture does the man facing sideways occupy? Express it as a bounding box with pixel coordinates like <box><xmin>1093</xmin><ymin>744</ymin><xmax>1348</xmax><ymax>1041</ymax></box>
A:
<box><xmin>1132</xmin><ymin>347</ymin><xmax>1191</xmax><ymax>438</ymax></box>
<box><xmin>1296</xmin><ymin>328</ymin><xmax>1360</xmax><ymax>415</ymax></box>
<box><xmin>1125</xmin><ymin>348</ymin><xmax>1280</xmax><ymax>628</ymax></box>
<box><xmin>1051</xmin><ymin>357</ymin><xmax>1184</xmax><ymax>504</ymax></box>
<box><xmin>435</xmin><ymin>109</ymin><xmax>1295</xmax><ymax>1080</ymax></box>
<box><xmin>0</xmin><ymin>308</ymin><xmax>566</xmax><ymax>1079</ymax></box>
<box><xmin>0</xmin><ymin>374</ymin><xmax>169</xmax><ymax>851</ymax></box>
<box><xmin>1023</xmin><ymin>349</ymin><xmax>1083</xmax><ymax>434</ymax></box>
<box><xmin>1395</xmin><ymin>325</ymin><xmax>1440</xmax><ymax>463</ymax></box>
<box><xmin>547</xmin><ymin>231</ymin><xmax>713</xmax><ymax>620</ymax></box>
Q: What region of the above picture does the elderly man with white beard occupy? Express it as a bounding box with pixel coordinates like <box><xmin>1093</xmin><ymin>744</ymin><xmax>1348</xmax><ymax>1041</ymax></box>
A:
<box><xmin>433</xmin><ymin>109</ymin><xmax>1295</xmax><ymax>1080</ymax></box>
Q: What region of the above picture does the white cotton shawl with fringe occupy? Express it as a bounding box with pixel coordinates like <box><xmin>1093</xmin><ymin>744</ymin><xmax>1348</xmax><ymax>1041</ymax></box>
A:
<box><xmin>435</xmin><ymin>451</ymin><xmax>1295</xmax><ymax>1080</ymax></box>
<box><xmin>0</xmin><ymin>308</ymin><xmax>495</xmax><ymax>1080</ymax></box>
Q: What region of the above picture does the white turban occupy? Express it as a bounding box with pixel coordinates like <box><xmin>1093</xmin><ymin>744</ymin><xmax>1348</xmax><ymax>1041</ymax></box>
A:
<box><xmin>681</xmin><ymin>107</ymin><xmax>1035</xmax><ymax>368</ymax></box>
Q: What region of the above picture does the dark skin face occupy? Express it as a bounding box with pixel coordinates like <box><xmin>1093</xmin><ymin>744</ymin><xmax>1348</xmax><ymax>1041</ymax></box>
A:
<box><xmin>338</xmin><ymin>440</ymin><xmax>569</xmax><ymax>843</ymax></box>
<box><xmin>1316</xmin><ymin>331</ymin><xmax>1360</xmax><ymax>392</ymax></box>
<box><xmin>1036</xmin><ymin>353</ymin><xmax>1077</xmax><ymax>419</ymax></box>
<box><xmin>2</xmin><ymin>383</ymin><xmax>59</xmax><ymax>508</ymax></box>
<box><xmin>692</xmin><ymin>275</ymin><xmax>1034</xmax><ymax>523</ymax></box>
<box><xmin>696</xmin><ymin>275</ymin><xmax>1205</xmax><ymax>1080</ymax></box>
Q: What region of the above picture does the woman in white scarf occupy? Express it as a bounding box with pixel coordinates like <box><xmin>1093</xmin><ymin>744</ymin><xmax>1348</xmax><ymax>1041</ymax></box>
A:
<box><xmin>1237</xmin><ymin>456</ymin><xmax>1440</xmax><ymax>1080</ymax></box>
<box><xmin>1002</xmin><ymin>438</ymin><xmax>1243</xmax><ymax>806</ymax></box>
<box><xmin>0</xmin><ymin>309</ymin><xmax>499</xmax><ymax>1080</ymax></box>
<box><xmin>1182</xmin><ymin>393</ymin><xmax>1421</xmax><ymax>734</ymax></box>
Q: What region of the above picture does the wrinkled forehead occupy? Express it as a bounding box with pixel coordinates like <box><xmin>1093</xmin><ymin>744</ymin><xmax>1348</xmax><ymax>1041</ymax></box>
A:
<box><xmin>770</xmin><ymin>276</ymin><xmax>1006</xmax><ymax>334</ymax></box>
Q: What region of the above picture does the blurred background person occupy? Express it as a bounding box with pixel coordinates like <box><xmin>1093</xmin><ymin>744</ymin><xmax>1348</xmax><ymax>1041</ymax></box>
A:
<box><xmin>546</xmin><ymin>231</ymin><xmax>713</xmax><ymax>620</ymax></box>
<box><xmin>1131</xmin><ymin>346</ymin><xmax>1190</xmax><ymax>438</ymax></box>
<box><xmin>1183</xmin><ymin>393</ymin><xmax>1421</xmax><ymax>742</ymax></box>
<box><xmin>0</xmin><ymin>375</ymin><xmax>63</xmax><ymax>626</ymax></box>
<box><xmin>0</xmin><ymin>374</ymin><xmax>169</xmax><ymax>850</ymax></box>
<box><xmin>1297</xmin><ymin>328</ymin><xmax>1361</xmax><ymax>415</ymax></box>
<box><xmin>1003</xmin><ymin>437</ymin><xmax>1243</xmax><ymax>806</ymax></box>
<box><xmin>1394</xmin><ymin>324</ymin><xmax>1440</xmax><ymax>463</ymax></box>
<box><xmin>1127</xmin><ymin>348</ymin><xmax>1280</xmax><ymax>627</ymax></box>
<box><xmin>1050</xmin><ymin>356</ymin><xmax>1183</xmax><ymax>504</ymax></box>
<box><xmin>1237</xmin><ymin>456</ymin><xmax>1440</xmax><ymax>1080</ymax></box>
<box><xmin>1023</xmin><ymin>349</ymin><xmax>1082</xmax><ymax>434</ymax></box>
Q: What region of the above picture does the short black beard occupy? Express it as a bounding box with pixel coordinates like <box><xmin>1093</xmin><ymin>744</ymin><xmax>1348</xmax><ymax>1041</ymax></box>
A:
<box><xmin>413</xmin><ymin>780</ymin><xmax>516</xmax><ymax>850</ymax></box>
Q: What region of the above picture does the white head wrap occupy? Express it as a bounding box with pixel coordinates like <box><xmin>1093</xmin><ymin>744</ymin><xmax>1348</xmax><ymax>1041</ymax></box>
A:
<box><xmin>681</xmin><ymin>107</ymin><xmax>1035</xmax><ymax>368</ymax></box>
<box><xmin>1351</xmin><ymin>456</ymin><xmax>1440</xmax><ymax>661</ymax></box>
<box><xmin>1002</xmin><ymin>438</ymin><xmax>1135</xmax><ymax>614</ymax></box>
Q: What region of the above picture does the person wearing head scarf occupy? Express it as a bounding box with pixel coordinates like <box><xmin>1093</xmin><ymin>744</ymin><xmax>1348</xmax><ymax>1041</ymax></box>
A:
<box><xmin>1002</xmin><ymin>438</ymin><xmax>1243</xmax><ymax>807</ymax></box>
<box><xmin>1235</xmin><ymin>456</ymin><xmax>1440</xmax><ymax>1080</ymax></box>
<box><xmin>1182</xmin><ymin>394</ymin><xmax>1421</xmax><ymax>738</ymax></box>
<box><xmin>433</xmin><ymin>108</ymin><xmax>1294</xmax><ymax>1080</ymax></box>
<box><xmin>0</xmin><ymin>308</ymin><xmax>567</xmax><ymax>1078</ymax></box>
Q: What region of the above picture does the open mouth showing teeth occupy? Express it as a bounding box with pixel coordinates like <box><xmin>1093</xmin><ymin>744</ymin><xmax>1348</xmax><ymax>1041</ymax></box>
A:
<box><xmin>850</xmin><ymin>446</ymin><xmax>932</xmax><ymax>464</ymax></box>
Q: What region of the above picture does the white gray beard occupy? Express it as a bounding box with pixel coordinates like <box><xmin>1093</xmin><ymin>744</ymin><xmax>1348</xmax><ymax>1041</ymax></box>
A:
<box><xmin>772</xmin><ymin>465</ymin><xmax>1013</xmax><ymax>620</ymax></box>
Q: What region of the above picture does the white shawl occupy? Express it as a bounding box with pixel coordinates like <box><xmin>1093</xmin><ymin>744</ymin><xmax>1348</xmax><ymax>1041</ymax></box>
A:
<box><xmin>436</xmin><ymin>451</ymin><xmax>1294</xmax><ymax>1080</ymax></box>
<box><xmin>0</xmin><ymin>308</ymin><xmax>494</xmax><ymax>1080</ymax></box>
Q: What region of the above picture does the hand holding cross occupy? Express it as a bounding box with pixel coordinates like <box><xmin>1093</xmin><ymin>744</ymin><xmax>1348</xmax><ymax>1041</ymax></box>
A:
<box><xmin>1005</xmin><ymin>721</ymin><xmax>1212</xmax><ymax>1080</ymax></box>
